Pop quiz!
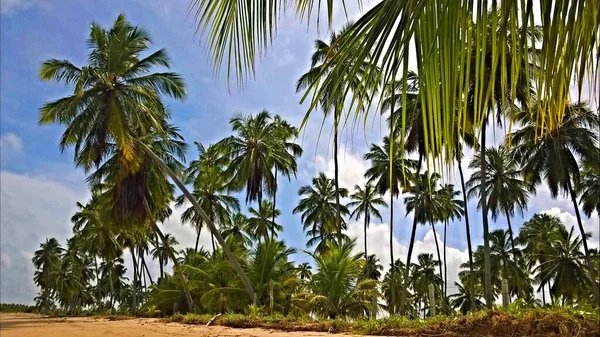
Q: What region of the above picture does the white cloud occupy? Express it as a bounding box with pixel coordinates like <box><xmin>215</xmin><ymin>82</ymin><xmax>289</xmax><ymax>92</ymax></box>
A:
<box><xmin>0</xmin><ymin>170</ymin><xmax>88</xmax><ymax>304</ymax></box>
<box><xmin>314</xmin><ymin>146</ymin><xmax>367</xmax><ymax>190</ymax></box>
<box><xmin>0</xmin><ymin>133</ymin><xmax>23</xmax><ymax>152</ymax></box>
<box><xmin>345</xmin><ymin>221</ymin><xmax>468</xmax><ymax>295</ymax></box>
<box><xmin>1</xmin><ymin>0</ymin><xmax>34</xmax><ymax>14</ymax></box>
<box><xmin>541</xmin><ymin>207</ymin><xmax>600</xmax><ymax>249</ymax></box>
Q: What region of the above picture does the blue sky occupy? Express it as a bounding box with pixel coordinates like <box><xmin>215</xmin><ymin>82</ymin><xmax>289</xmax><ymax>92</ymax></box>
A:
<box><xmin>1</xmin><ymin>0</ymin><xmax>598</xmax><ymax>304</ymax></box>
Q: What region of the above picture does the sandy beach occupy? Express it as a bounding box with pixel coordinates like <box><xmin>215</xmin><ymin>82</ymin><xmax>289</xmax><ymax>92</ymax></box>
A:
<box><xmin>0</xmin><ymin>314</ymin><xmax>349</xmax><ymax>337</ymax></box>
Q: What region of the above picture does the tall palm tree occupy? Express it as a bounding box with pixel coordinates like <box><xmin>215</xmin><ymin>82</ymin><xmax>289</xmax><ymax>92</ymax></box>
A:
<box><xmin>246</xmin><ymin>200</ymin><xmax>283</xmax><ymax>242</ymax></box>
<box><xmin>510</xmin><ymin>101</ymin><xmax>600</xmax><ymax>303</ymax></box>
<box><xmin>404</xmin><ymin>172</ymin><xmax>448</xmax><ymax>313</ymax></box>
<box><xmin>363</xmin><ymin>254</ymin><xmax>384</xmax><ymax>280</ymax></box>
<box><xmin>438</xmin><ymin>184</ymin><xmax>464</xmax><ymax>307</ymax></box>
<box><xmin>467</xmin><ymin>146</ymin><xmax>531</xmax><ymax>259</ymax></box>
<box><xmin>270</xmin><ymin>115</ymin><xmax>303</xmax><ymax>225</ymax></box>
<box><xmin>518</xmin><ymin>213</ymin><xmax>563</xmax><ymax>305</ymax></box>
<box><xmin>218</xmin><ymin>110</ymin><xmax>292</xmax><ymax>205</ymax></box>
<box><xmin>488</xmin><ymin>229</ymin><xmax>533</xmax><ymax>299</ymax></box>
<box><xmin>293</xmin><ymin>173</ymin><xmax>349</xmax><ymax>250</ymax></box>
<box><xmin>411</xmin><ymin>253</ymin><xmax>443</xmax><ymax>316</ymax></box>
<box><xmin>364</xmin><ymin>136</ymin><xmax>416</xmax><ymax>312</ymax></box>
<box><xmin>151</xmin><ymin>233</ymin><xmax>179</xmax><ymax>280</ymax></box>
<box><xmin>220</xmin><ymin>213</ymin><xmax>252</xmax><ymax>247</ymax></box>
<box><xmin>32</xmin><ymin>238</ymin><xmax>65</xmax><ymax>292</ymax></box>
<box><xmin>297</xmin><ymin>24</ymin><xmax>376</xmax><ymax>244</ymax></box>
<box><xmin>38</xmin><ymin>14</ymin><xmax>185</xmax><ymax>175</ymax></box>
<box><xmin>347</xmin><ymin>183</ymin><xmax>387</xmax><ymax>257</ymax></box>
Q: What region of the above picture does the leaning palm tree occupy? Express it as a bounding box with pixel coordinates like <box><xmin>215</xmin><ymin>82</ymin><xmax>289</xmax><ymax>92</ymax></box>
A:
<box><xmin>510</xmin><ymin>101</ymin><xmax>600</xmax><ymax>303</ymax></box>
<box><xmin>467</xmin><ymin>146</ymin><xmax>532</xmax><ymax>259</ymax></box>
<box><xmin>364</xmin><ymin>136</ymin><xmax>416</xmax><ymax>312</ymax></box>
<box><xmin>297</xmin><ymin>24</ymin><xmax>377</xmax><ymax>244</ymax></box>
<box><xmin>246</xmin><ymin>200</ymin><xmax>283</xmax><ymax>242</ymax></box>
<box><xmin>293</xmin><ymin>173</ymin><xmax>349</xmax><ymax>250</ymax></box>
<box><xmin>347</xmin><ymin>183</ymin><xmax>387</xmax><ymax>257</ymax></box>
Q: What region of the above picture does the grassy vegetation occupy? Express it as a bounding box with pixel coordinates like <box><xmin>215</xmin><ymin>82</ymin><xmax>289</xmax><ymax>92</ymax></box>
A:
<box><xmin>0</xmin><ymin>303</ymin><xmax>36</xmax><ymax>313</ymax></box>
<box><xmin>163</xmin><ymin>308</ymin><xmax>600</xmax><ymax>337</ymax></box>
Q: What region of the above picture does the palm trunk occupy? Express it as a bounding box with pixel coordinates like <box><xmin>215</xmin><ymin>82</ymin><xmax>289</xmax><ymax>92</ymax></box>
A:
<box><xmin>401</xmin><ymin>216</ymin><xmax>418</xmax><ymax>315</ymax></box>
<box><xmin>364</xmin><ymin>214</ymin><xmax>369</xmax><ymax>258</ymax></box>
<box><xmin>138</xmin><ymin>140</ymin><xmax>260</xmax><ymax>306</ymax></box>
<box><xmin>109</xmin><ymin>269</ymin><xmax>115</xmax><ymax>312</ymax></box>
<box><xmin>431</xmin><ymin>223</ymin><xmax>445</xmax><ymax>314</ymax></box>
<box><xmin>456</xmin><ymin>149</ymin><xmax>476</xmax><ymax>310</ymax></box>
<box><xmin>389</xmin><ymin>193</ymin><xmax>395</xmax><ymax>315</ymax></box>
<box><xmin>334</xmin><ymin>110</ymin><xmax>342</xmax><ymax>245</ymax></box>
<box><xmin>504</xmin><ymin>209</ymin><xmax>517</xmax><ymax>261</ymax></box>
<box><xmin>272</xmin><ymin>169</ymin><xmax>278</xmax><ymax>239</ymax></box>
<box><xmin>567</xmin><ymin>179</ymin><xmax>600</xmax><ymax>305</ymax></box>
<box><xmin>443</xmin><ymin>221</ymin><xmax>448</xmax><ymax>313</ymax></box>
<box><xmin>142</xmin><ymin>256</ymin><xmax>153</xmax><ymax>285</ymax></box>
<box><xmin>195</xmin><ymin>227</ymin><xmax>201</xmax><ymax>253</ymax></box>
<box><xmin>541</xmin><ymin>284</ymin><xmax>546</xmax><ymax>306</ymax></box>
<box><xmin>480</xmin><ymin>122</ymin><xmax>493</xmax><ymax>308</ymax></box>
<box><xmin>95</xmin><ymin>257</ymin><xmax>102</xmax><ymax>311</ymax></box>
<box><xmin>130</xmin><ymin>247</ymin><xmax>138</xmax><ymax>315</ymax></box>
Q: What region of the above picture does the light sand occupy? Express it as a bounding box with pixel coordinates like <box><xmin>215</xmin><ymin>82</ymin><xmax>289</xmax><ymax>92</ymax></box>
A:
<box><xmin>0</xmin><ymin>314</ymin><xmax>352</xmax><ymax>337</ymax></box>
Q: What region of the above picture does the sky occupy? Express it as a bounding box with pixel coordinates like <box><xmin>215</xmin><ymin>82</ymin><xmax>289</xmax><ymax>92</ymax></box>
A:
<box><xmin>1</xmin><ymin>0</ymin><xmax>598</xmax><ymax>305</ymax></box>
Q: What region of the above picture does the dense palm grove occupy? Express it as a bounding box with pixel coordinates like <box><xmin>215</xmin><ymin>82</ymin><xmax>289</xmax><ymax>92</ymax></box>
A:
<box><xmin>31</xmin><ymin>12</ymin><xmax>599</xmax><ymax>320</ymax></box>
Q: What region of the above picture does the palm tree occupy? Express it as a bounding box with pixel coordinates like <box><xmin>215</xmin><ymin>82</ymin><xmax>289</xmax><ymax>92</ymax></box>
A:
<box><xmin>411</xmin><ymin>253</ymin><xmax>443</xmax><ymax>316</ymax></box>
<box><xmin>347</xmin><ymin>183</ymin><xmax>387</xmax><ymax>257</ymax></box>
<box><xmin>38</xmin><ymin>14</ymin><xmax>185</xmax><ymax>174</ymax></box>
<box><xmin>151</xmin><ymin>233</ymin><xmax>179</xmax><ymax>280</ymax></box>
<box><xmin>438</xmin><ymin>184</ymin><xmax>464</xmax><ymax>307</ymax></box>
<box><xmin>270</xmin><ymin>115</ymin><xmax>303</xmax><ymax>225</ymax></box>
<box><xmin>246</xmin><ymin>200</ymin><xmax>283</xmax><ymax>242</ymax></box>
<box><xmin>297</xmin><ymin>262</ymin><xmax>313</xmax><ymax>281</ymax></box>
<box><xmin>382</xmin><ymin>259</ymin><xmax>411</xmax><ymax>315</ymax></box>
<box><xmin>293</xmin><ymin>173</ymin><xmax>349</xmax><ymax>249</ymax></box>
<box><xmin>221</xmin><ymin>213</ymin><xmax>253</xmax><ymax>247</ymax></box>
<box><xmin>403</xmin><ymin>171</ymin><xmax>448</xmax><ymax>312</ymax></box>
<box><xmin>467</xmin><ymin>146</ymin><xmax>531</xmax><ymax>259</ymax></box>
<box><xmin>580</xmin><ymin>152</ymin><xmax>600</xmax><ymax>218</ymax></box>
<box><xmin>297</xmin><ymin>24</ymin><xmax>376</xmax><ymax>244</ymax></box>
<box><xmin>535</xmin><ymin>226</ymin><xmax>592</xmax><ymax>305</ymax></box>
<box><xmin>363</xmin><ymin>254</ymin><xmax>384</xmax><ymax>280</ymax></box>
<box><xmin>177</xmin><ymin>144</ymin><xmax>240</xmax><ymax>252</ymax></box>
<box><xmin>32</xmin><ymin>238</ymin><xmax>64</xmax><ymax>292</ymax></box>
<box><xmin>488</xmin><ymin>229</ymin><xmax>533</xmax><ymax>299</ymax></box>
<box><xmin>218</xmin><ymin>110</ymin><xmax>292</xmax><ymax>205</ymax></box>
<box><xmin>518</xmin><ymin>213</ymin><xmax>563</xmax><ymax>305</ymax></box>
<box><xmin>449</xmin><ymin>281</ymin><xmax>484</xmax><ymax>315</ymax></box>
<box><xmin>510</xmin><ymin>101</ymin><xmax>600</xmax><ymax>303</ymax></box>
<box><xmin>303</xmin><ymin>239</ymin><xmax>374</xmax><ymax>319</ymax></box>
<box><xmin>364</xmin><ymin>136</ymin><xmax>416</xmax><ymax>312</ymax></box>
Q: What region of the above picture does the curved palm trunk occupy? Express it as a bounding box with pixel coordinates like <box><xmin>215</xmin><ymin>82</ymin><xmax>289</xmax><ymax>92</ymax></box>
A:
<box><xmin>389</xmin><ymin>194</ymin><xmax>395</xmax><ymax>315</ymax></box>
<box><xmin>480</xmin><ymin>122</ymin><xmax>493</xmax><ymax>308</ymax></box>
<box><xmin>456</xmin><ymin>150</ymin><xmax>476</xmax><ymax>309</ymax></box>
<box><xmin>431</xmin><ymin>223</ymin><xmax>445</xmax><ymax>314</ymax></box>
<box><xmin>138</xmin><ymin>141</ymin><xmax>260</xmax><ymax>306</ymax></box>
<box><xmin>401</xmin><ymin>216</ymin><xmax>418</xmax><ymax>315</ymax></box>
<box><xmin>567</xmin><ymin>179</ymin><xmax>600</xmax><ymax>305</ymax></box>
<box><xmin>334</xmin><ymin>110</ymin><xmax>342</xmax><ymax>245</ymax></box>
<box><xmin>504</xmin><ymin>208</ymin><xmax>517</xmax><ymax>260</ymax></box>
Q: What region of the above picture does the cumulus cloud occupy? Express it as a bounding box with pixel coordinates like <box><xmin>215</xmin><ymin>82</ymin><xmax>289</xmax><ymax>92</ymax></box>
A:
<box><xmin>0</xmin><ymin>171</ymin><xmax>88</xmax><ymax>304</ymax></box>
<box><xmin>0</xmin><ymin>133</ymin><xmax>23</xmax><ymax>153</ymax></box>
<box><xmin>345</xmin><ymin>221</ymin><xmax>469</xmax><ymax>295</ymax></box>
<box><xmin>314</xmin><ymin>146</ymin><xmax>367</xmax><ymax>190</ymax></box>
